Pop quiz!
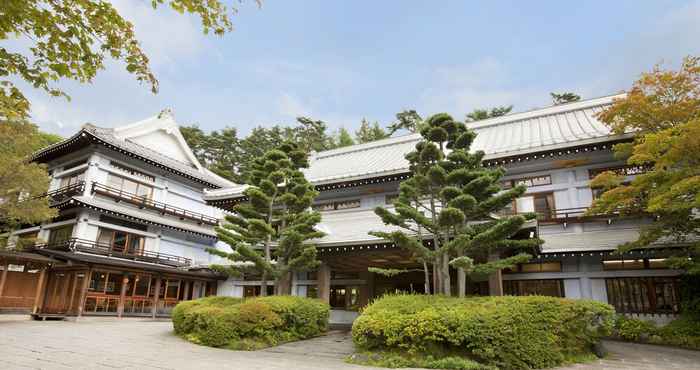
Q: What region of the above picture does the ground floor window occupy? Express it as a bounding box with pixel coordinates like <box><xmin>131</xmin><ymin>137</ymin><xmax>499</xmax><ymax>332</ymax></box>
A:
<box><xmin>329</xmin><ymin>285</ymin><xmax>360</xmax><ymax>310</ymax></box>
<box><xmin>605</xmin><ymin>277</ymin><xmax>680</xmax><ymax>314</ymax></box>
<box><xmin>503</xmin><ymin>279</ymin><xmax>565</xmax><ymax>297</ymax></box>
<box><xmin>243</xmin><ymin>285</ymin><xmax>275</xmax><ymax>297</ymax></box>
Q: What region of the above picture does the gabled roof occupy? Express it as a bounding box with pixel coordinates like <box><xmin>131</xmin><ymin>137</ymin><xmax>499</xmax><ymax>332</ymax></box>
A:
<box><xmin>32</xmin><ymin>111</ymin><xmax>237</xmax><ymax>189</ymax></box>
<box><xmin>205</xmin><ymin>93</ymin><xmax>629</xmax><ymax>200</ymax></box>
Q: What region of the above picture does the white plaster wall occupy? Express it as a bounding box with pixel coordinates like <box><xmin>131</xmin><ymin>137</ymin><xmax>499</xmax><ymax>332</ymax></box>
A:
<box><xmin>217</xmin><ymin>278</ymin><xmax>244</xmax><ymax>297</ymax></box>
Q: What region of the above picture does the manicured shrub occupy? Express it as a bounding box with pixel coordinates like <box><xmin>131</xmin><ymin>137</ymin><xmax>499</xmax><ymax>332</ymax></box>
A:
<box><xmin>352</xmin><ymin>294</ymin><xmax>614</xmax><ymax>370</ymax></box>
<box><xmin>612</xmin><ymin>314</ymin><xmax>700</xmax><ymax>350</ymax></box>
<box><xmin>612</xmin><ymin>315</ymin><xmax>658</xmax><ymax>341</ymax></box>
<box><xmin>172</xmin><ymin>295</ymin><xmax>329</xmax><ymax>349</ymax></box>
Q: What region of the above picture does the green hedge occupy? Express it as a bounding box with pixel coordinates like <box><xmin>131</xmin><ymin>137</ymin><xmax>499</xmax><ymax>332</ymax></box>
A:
<box><xmin>172</xmin><ymin>295</ymin><xmax>330</xmax><ymax>349</ymax></box>
<box><xmin>351</xmin><ymin>294</ymin><xmax>614</xmax><ymax>370</ymax></box>
<box><xmin>613</xmin><ymin>315</ymin><xmax>700</xmax><ymax>350</ymax></box>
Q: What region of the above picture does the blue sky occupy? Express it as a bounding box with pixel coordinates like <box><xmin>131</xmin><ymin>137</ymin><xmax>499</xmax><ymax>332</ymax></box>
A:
<box><xmin>25</xmin><ymin>0</ymin><xmax>700</xmax><ymax>137</ymax></box>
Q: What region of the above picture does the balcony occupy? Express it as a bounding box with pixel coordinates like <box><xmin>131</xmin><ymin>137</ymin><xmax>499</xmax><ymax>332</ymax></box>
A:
<box><xmin>39</xmin><ymin>238</ymin><xmax>192</xmax><ymax>267</ymax></box>
<box><xmin>40</xmin><ymin>181</ymin><xmax>85</xmax><ymax>205</ymax></box>
<box><xmin>499</xmin><ymin>206</ymin><xmax>627</xmax><ymax>227</ymax></box>
<box><xmin>91</xmin><ymin>182</ymin><xmax>218</xmax><ymax>226</ymax></box>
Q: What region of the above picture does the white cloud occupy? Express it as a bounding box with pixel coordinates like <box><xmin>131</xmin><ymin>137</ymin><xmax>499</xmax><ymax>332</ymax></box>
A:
<box><xmin>110</xmin><ymin>0</ymin><xmax>205</xmax><ymax>66</ymax></box>
<box><xmin>419</xmin><ymin>57</ymin><xmax>548</xmax><ymax>117</ymax></box>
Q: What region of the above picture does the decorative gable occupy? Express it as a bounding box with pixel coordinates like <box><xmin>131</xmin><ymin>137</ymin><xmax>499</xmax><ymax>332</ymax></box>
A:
<box><xmin>112</xmin><ymin>109</ymin><xmax>203</xmax><ymax>170</ymax></box>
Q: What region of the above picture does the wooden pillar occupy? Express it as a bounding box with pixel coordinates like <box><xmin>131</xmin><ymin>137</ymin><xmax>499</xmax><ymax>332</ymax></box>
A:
<box><xmin>457</xmin><ymin>268</ymin><xmax>466</xmax><ymax>298</ymax></box>
<box><xmin>183</xmin><ymin>281</ymin><xmax>190</xmax><ymax>300</ymax></box>
<box><xmin>0</xmin><ymin>261</ymin><xmax>8</xmax><ymax>298</ymax></box>
<box><xmin>117</xmin><ymin>274</ymin><xmax>129</xmax><ymax>318</ymax></box>
<box><xmin>151</xmin><ymin>277</ymin><xmax>162</xmax><ymax>319</ymax></box>
<box><xmin>317</xmin><ymin>264</ymin><xmax>331</xmax><ymax>304</ymax></box>
<box><xmin>77</xmin><ymin>269</ymin><xmax>92</xmax><ymax>318</ymax></box>
<box><xmin>488</xmin><ymin>253</ymin><xmax>503</xmax><ymax>296</ymax></box>
<box><xmin>67</xmin><ymin>272</ymin><xmax>80</xmax><ymax>314</ymax></box>
<box><xmin>32</xmin><ymin>268</ymin><xmax>47</xmax><ymax>314</ymax></box>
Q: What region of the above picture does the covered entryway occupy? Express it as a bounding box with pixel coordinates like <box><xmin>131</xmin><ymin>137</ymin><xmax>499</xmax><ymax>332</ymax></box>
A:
<box><xmin>0</xmin><ymin>251</ymin><xmax>53</xmax><ymax>314</ymax></box>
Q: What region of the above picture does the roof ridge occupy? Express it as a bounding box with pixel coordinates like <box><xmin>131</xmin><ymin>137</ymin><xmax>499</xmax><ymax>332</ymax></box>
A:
<box><xmin>313</xmin><ymin>133</ymin><xmax>421</xmax><ymax>160</ymax></box>
<box><xmin>467</xmin><ymin>93</ymin><xmax>624</xmax><ymax>129</ymax></box>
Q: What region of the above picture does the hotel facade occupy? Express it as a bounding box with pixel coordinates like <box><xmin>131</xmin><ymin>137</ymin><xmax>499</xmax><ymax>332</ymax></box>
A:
<box><xmin>0</xmin><ymin>95</ymin><xmax>684</xmax><ymax>323</ymax></box>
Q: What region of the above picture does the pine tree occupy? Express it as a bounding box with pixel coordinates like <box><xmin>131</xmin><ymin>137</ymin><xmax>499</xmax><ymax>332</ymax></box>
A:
<box><xmin>335</xmin><ymin>127</ymin><xmax>355</xmax><ymax>148</ymax></box>
<box><xmin>208</xmin><ymin>142</ymin><xmax>324</xmax><ymax>295</ymax></box>
<box><xmin>356</xmin><ymin>118</ymin><xmax>389</xmax><ymax>143</ymax></box>
<box><xmin>371</xmin><ymin>113</ymin><xmax>542</xmax><ymax>296</ymax></box>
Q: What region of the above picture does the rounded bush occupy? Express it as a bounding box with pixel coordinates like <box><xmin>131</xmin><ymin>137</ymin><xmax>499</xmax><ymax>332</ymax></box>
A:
<box><xmin>352</xmin><ymin>294</ymin><xmax>614</xmax><ymax>370</ymax></box>
<box><xmin>172</xmin><ymin>295</ymin><xmax>329</xmax><ymax>349</ymax></box>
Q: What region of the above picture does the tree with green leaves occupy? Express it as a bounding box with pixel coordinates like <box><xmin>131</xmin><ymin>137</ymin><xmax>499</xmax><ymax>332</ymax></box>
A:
<box><xmin>589</xmin><ymin>56</ymin><xmax>700</xmax><ymax>275</ymax></box>
<box><xmin>550</xmin><ymin>92</ymin><xmax>581</xmax><ymax>105</ymax></box>
<box><xmin>0</xmin><ymin>118</ymin><xmax>60</xmax><ymax>248</ymax></box>
<box><xmin>387</xmin><ymin>109</ymin><xmax>423</xmax><ymax>135</ymax></box>
<box><xmin>208</xmin><ymin>142</ymin><xmax>324</xmax><ymax>295</ymax></box>
<box><xmin>465</xmin><ymin>105</ymin><xmax>513</xmax><ymax>122</ymax></box>
<box><xmin>1</xmin><ymin>0</ymin><xmax>258</xmax><ymax>120</ymax></box>
<box><xmin>371</xmin><ymin>113</ymin><xmax>541</xmax><ymax>296</ymax></box>
<box><xmin>356</xmin><ymin>118</ymin><xmax>389</xmax><ymax>143</ymax></box>
<box><xmin>334</xmin><ymin>127</ymin><xmax>355</xmax><ymax>148</ymax></box>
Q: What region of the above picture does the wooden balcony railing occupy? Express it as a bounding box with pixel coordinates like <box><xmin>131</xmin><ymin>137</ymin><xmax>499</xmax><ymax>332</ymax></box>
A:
<box><xmin>39</xmin><ymin>181</ymin><xmax>85</xmax><ymax>204</ymax></box>
<box><xmin>499</xmin><ymin>206</ymin><xmax>627</xmax><ymax>225</ymax></box>
<box><xmin>39</xmin><ymin>238</ymin><xmax>192</xmax><ymax>267</ymax></box>
<box><xmin>91</xmin><ymin>182</ymin><xmax>218</xmax><ymax>226</ymax></box>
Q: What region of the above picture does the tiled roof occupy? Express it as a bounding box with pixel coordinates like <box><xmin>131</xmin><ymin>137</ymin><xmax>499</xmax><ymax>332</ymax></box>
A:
<box><xmin>314</xmin><ymin>208</ymin><xmax>403</xmax><ymax>246</ymax></box>
<box><xmin>32</xmin><ymin>124</ymin><xmax>236</xmax><ymax>189</ymax></box>
<box><xmin>205</xmin><ymin>94</ymin><xmax>628</xmax><ymax>200</ymax></box>
<box><xmin>539</xmin><ymin>228</ymin><xmax>641</xmax><ymax>253</ymax></box>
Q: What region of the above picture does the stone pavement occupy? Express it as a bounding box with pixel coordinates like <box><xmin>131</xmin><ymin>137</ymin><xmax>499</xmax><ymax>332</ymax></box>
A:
<box><xmin>1</xmin><ymin>315</ymin><xmax>699</xmax><ymax>370</ymax></box>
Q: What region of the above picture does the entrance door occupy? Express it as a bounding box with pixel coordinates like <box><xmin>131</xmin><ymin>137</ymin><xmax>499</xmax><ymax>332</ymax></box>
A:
<box><xmin>43</xmin><ymin>271</ymin><xmax>75</xmax><ymax>314</ymax></box>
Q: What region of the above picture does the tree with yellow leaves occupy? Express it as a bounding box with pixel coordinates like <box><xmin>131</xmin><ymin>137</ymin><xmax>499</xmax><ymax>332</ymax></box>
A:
<box><xmin>590</xmin><ymin>56</ymin><xmax>700</xmax><ymax>275</ymax></box>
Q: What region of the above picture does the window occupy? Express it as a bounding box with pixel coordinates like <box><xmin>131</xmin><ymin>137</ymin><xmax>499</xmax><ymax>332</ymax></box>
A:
<box><xmin>312</xmin><ymin>199</ymin><xmax>361</xmax><ymax>212</ymax></box>
<box><xmin>48</xmin><ymin>225</ymin><xmax>74</xmax><ymax>244</ymax></box>
<box><xmin>110</xmin><ymin>162</ymin><xmax>155</xmax><ymax>182</ymax></box>
<box><xmin>603</xmin><ymin>258</ymin><xmax>669</xmax><ymax>270</ymax></box>
<box><xmin>58</xmin><ymin>171</ymin><xmax>85</xmax><ymax>187</ymax></box>
<box><xmin>504</xmin><ymin>279</ymin><xmax>564</xmax><ymax>297</ymax></box>
<box><xmin>385</xmin><ymin>194</ymin><xmax>399</xmax><ymax>204</ymax></box>
<box><xmin>502</xmin><ymin>175</ymin><xmax>552</xmax><ymax>189</ymax></box>
<box><xmin>506</xmin><ymin>261</ymin><xmax>562</xmax><ymax>273</ymax></box>
<box><xmin>88</xmin><ymin>271</ymin><xmax>122</xmax><ymax>295</ymax></box>
<box><xmin>96</xmin><ymin>228</ymin><xmax>145</xmax><ymax>255</ymax></box>
<box><xmin>605</xmin><ymin>277</ymin><xmax>680</xmax><ymax>314</ymax></box>
<box><xmin>532</xmin><ymin>193</ymin><xmax>555</xmax><ymax>219</ymax></box>
<box><xmin>106</xmin><ymin>173</ymin><xmax>153</xmax><ymax>200</ymax></box>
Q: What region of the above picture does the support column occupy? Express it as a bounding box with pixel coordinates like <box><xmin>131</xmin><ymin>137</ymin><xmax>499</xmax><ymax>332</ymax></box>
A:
<box><xmin>32</xmin><ymin>268</ymin><xmax>47</xmax><ymax>314</ymax></box>
<box><xmin>488</xmin><ymin>253</ymin><xmax>503</xmax><ymax>296</ymax></box>
<box><xmin>0</xmin><ymin>261</ymin><xmax>8</xmax><ymax>299</ymax></box>
<box><xmin>151</xmin><ymin>277</ymin><xmax>162</xmax><ymax>319</ymax></box>
<box><xmin>77</xmin><ymin>269</ymin><xmax>92</xmax><ymax>318</ymax></box>
<box><xmin>183</xmin><ymin>281</ymin><xmax>191</xmax><ymax>301</ymax></box>
<box><xmin>317</xmin><ymin>264</ymin><xmax>331</xmax><ymax>304</ymax></box>
<box><xmin>117</xmin><ymin>274</ymin><xmax>129</xmax><ymax>318</ymax></box>
<box><xmin>67</xmin><ymin>272</ymin><xmax>80</xmax><ymax>314</ymax></box>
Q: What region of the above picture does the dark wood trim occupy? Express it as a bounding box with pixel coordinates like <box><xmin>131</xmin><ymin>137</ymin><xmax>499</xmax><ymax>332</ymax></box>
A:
<box><xmin>77</xmin><ymin>268</ymin><xmax>92</xmax><ymax>318</ymax></box>
<box><xmin>32</xmin><ymin>268</ymin><xmax>47</xmax><ymax>314</ymax></box>
<box><xmin>151</xmin><ymin>277</ymin><xmax>162</xmax><ymax>319</ymax></box>
<box><xmin>0</xmin><ymin>262</ymin><xmax>8</xmax><ymax>298</ymax></box>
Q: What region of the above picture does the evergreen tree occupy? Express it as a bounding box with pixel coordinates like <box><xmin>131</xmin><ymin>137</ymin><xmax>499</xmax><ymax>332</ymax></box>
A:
<box><xmin>371</xmin><ymin>113</ymin><xmax>541</xmax><ymax>295</ymax></box>
<box><xmin>356</xmin><ymin>118</ymin><xmax>389</xmax><ymax>143</ymax></box>
<box><xmin>208</xmin><ymin>142</ymin><xmax>324</xmax><ymax>295</ymax></box>
<box><xmin>335</xmin><ymin>127</ymin><xmax>355</xmax><ymax>148</ymax></box>
<box><xmin>465</xmin><ymin>105</ymin><xmax>513</xmax><ymax>122</ymax></box>
<box><xmin>550</xmin><ymin>92</ymin><xmax>581</xmax><ymax>105</ymax></box>
<box><xmin>388</xmin><ymin>109</ymin><xmax>423</xmax><ymax>135</ymax></box>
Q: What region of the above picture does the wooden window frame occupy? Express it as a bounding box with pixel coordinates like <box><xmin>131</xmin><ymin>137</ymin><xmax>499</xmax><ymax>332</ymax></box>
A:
<box><xmin>96</xmin><ymin>228</ymin><xmax>145</xmax><ymax>255</ymax></box>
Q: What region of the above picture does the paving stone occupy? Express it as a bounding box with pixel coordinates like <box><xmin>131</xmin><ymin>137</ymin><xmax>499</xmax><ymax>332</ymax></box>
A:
<box><xmin>1</xmin><ymin>317</ymin><xmax>699</xmax><ymax>370</ymax></box>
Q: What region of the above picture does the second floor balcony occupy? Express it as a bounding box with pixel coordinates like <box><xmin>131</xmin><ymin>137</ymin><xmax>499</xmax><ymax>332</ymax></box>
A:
<box><xmin>42</xmin><ymin>181</ymin><xmax>85</xmax><ymax>205</ymax></box>
<box><xmin>90</xmin><ymin>182</ymin><xmax>218</xmax><ymax>226</ymax></box>
<box><xmin>38</xmin><ymin>237</ymin><xmax>192</xmax><ymax>267</ymax></box>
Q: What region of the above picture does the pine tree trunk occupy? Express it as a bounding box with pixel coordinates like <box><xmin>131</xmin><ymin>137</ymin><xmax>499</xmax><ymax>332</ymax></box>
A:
<box><xmin>441</xmin><ymin>253</ymin><xmax>451</xmax><ymax>295</ymax></box>
<box><xmin>260</xmin><ymin>271</ymin><xmax>268</xmax><ymax>297</ymax></box>
<box><xmin>275</xmin><ymin>271</ymin><xmax>292</xmax><ymax>295</ymax></box>
<box><xmin>423</xmin><ymin>261</ymin><xmax>431</xmax><ymax>295</ymax></box>
<box><xmin>457</xmin><ymin>268</ymin><xmax>466</xmax><ymax>297</ymax></box>
<box><xmin>433</xmin><ymin>256</ymin><xmax>442</xmax><ymax>294</ymax></box>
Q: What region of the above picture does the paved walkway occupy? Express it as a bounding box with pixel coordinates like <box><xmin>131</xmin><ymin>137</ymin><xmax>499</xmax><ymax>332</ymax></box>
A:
<box><xmin>1</xmin><ymin>315</ymin><xmax>699</xmax><ymax>369</ymax></box>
